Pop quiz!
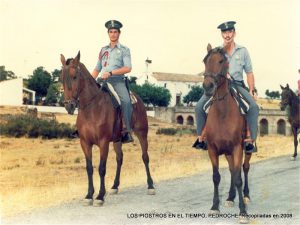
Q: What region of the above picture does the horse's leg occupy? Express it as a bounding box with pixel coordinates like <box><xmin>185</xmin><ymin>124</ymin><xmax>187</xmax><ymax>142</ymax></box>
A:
<box><xmin>80</xmin><ymin>140</ymin><xmax>94</xmax><ymax>205</ymax></box>
<box><xmin>292</xmin><ymin>126</ymin><xmax>298</xmax><ymax>159</ymax></box>
<box><xmin>111</xmin><ymin>141</ymin><xmax>123</xmax><ymax>194</ymax></box>
<box><xmin>225</xmin><ymin>155</ymin><xmax>236</xmax><ymax>207</ymax></box>
<box><xmin>208</xmin><ymin>149</ymin><xmax>220</xmax><ymax>213</ymax></box>
<box><xmin>232</xmin><ymin>146</ymin><xmax>249</xmax><ymax>223</ymax></box>
<box><xmin>94</xmin><ymin>141</ymin><xmax>109</xmax><ymax>206</ymax></box>
<box><xmin>243</xmin><ymin>153</ymin><xmax>252</xmax><ymax>204</ymax></box>
<box><xmin>134</xmin><ymin>129</ymin><xmax>155</xmax><ymax>194</ymax></box>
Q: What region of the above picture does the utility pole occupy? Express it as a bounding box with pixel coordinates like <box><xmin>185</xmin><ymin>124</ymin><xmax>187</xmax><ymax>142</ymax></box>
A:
<box><xmin>145</xmin><ymin>57</ymin><xmax>152</xmax><ymax>81</ymax></box>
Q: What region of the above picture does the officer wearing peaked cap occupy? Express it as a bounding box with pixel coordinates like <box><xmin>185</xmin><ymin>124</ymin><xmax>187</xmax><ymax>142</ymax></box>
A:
<box><xmin>194</xmin><ymin>21</ymin><xmax>259</xmax><ymax>153</ymax></box>
<box><xmin>105</xmin><ymin>20</ymin><xmax>123</xmax><ymax>31</ymax></box>
<box><xmin>217</xmin><ymin>21</ymin><xmax>236</xmax><ymax>32</ymax></box>
<box><xmin>91</xmin><ymin>20</ymin><xmax>134</xmax><ymax>143</ymax></box>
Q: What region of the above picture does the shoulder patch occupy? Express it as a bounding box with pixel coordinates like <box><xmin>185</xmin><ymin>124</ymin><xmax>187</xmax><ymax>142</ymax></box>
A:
<box><xmin>99</xmin><ymin>47</ymin><xmax>108</xmax><ymax>60</ymax></box>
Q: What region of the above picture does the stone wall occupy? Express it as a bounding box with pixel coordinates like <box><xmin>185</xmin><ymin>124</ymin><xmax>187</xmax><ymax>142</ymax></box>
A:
<box><xmin>154</xmin><ymin>107</ymin><xmax>291</xmax><ymax>136</ymax></box>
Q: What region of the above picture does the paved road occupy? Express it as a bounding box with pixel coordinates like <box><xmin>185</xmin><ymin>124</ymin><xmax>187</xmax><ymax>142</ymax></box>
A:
<box><xmin>3</xmin><ymin>155</ymin><xmax>300</xmax><ymax>225</ymax></box>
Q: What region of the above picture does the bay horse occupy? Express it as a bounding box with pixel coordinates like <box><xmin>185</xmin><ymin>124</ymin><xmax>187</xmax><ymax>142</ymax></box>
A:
<box><xmin>60</xmin><ymin>51</ymin><xmax>155</xmax><ymax>206</ymax></box>
<box><xmin>280</xmin><ymin>84</ymin><xmax>300</xmax><ymax>160</ymax></box>
<box><xmin>203</xmin><ymin>44</ymin><xmax>252</xmax><ymax>223</ymax></box>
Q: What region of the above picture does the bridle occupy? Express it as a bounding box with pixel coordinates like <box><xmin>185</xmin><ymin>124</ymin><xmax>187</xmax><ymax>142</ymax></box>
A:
<box><xmin>203</xmin><ymin>48</ymin><xmax>230</xmax><ymax>101</ymax></box>
<box><xmin>280</xmin><ymin>89</ymin><xmax>292</xmax><ymax>108</ymax></box>
<box><xmin>62</xmin><ymin>63</ymin><xmax>99</xmax><ymax>110</ymax></box>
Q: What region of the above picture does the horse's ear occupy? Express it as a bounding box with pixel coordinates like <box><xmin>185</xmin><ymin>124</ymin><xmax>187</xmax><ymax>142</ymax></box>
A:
<box><xmin>73</xmin><ymin>51</ymin><xmax>80</xmax><ymax>65</ymax></box>
<box><xmin>280</xmin><ymin>85</ymin><xmax>284</xmax><ymax>90</ymax></box>
<box><xmin>60</xmin><ymin>54</ymin><xmax>66</xmax><ymax>66</ymax></box>
<box><xmin>207</xmin><ymin>43</ymin><xmax>212</xmax><ymax>52</ymax></box>
<box><xmin>286</xmin><ymin>83</ymin><xmax>289</xmax><ymax>89</ymax></box>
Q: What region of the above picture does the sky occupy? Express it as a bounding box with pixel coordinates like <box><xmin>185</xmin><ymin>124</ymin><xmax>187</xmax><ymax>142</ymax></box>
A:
<box><xmin>1</xmin><ymin>0</ymin><xmax>299</xmax><ymax>96</ymax></box>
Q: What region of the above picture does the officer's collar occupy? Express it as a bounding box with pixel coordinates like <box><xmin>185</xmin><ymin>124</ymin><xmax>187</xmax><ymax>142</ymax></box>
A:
<box><xmin>221</xmin><ymin>43</ymin><xmax>243</xmax><ymax>56</ymax></box>
<box><xmin>221</xmin><ymin>42</ymin><xmax>242</xmax><ymax>50</ymax></box>
<box><xmin>107</xmin><ymin>42</ymin><xmax>121</xmax><ymax>49</ymax></box>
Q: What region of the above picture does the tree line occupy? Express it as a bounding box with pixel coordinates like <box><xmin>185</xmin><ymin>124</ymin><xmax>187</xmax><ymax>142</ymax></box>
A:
<box><xmin>0</xmin><ymin>65</ymin><xmax>282</xmax><ymax>108</ymax></box>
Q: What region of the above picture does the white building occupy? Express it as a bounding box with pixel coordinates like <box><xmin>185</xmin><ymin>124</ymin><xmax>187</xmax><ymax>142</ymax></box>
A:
<box><xmin>0</xmin><ymin>78</ymin><xmax>35</xmax><ymax>106</ymax></box>
<box><xmin>136</xmin><ymin>72</ymin><xmax>204</xmax><ymax>106</ymax></box>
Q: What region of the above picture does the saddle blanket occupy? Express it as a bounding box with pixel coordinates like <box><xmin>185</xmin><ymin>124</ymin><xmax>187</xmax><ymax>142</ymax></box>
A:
<box><xmin>203</xmin><ymin>87</ymin><xmax>250</xmax><ymax>115</ymax></box>
<box><xmin>104</xmin><ymin>82</ymin><xmax>137</xmax><ymax>108</ymax></box>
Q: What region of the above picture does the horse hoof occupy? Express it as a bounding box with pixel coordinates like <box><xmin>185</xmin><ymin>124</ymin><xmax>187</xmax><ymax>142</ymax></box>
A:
<box><xmin>110</xmin><ymin>189</ymin><xmax>118</xmax><ymax>195</ymax></box>
<box><xmin>290</xmin><ymin>156</ymin><xmax>297</xmax><ymax>161</ymax></box>
<box><xmin>224</xmin><ymin>200</ymin><xmax>234</xmax><ymax>207</ymax></box>
<box><xmin>93</xmin><ymin>199</ymin><xmax>104</xmax><ymax>207</ymax></box>
<box><xmin>239</xmin><ymin>215</ymin><xmax>250</xmax><ymax>224</ymax></box>
<box><xmin>208</xmin><ymin>210</ymin><xmax>220</xmax><ymax>215</ymax></box>
<box><xmin>243</xmin><ymin>197</ymin><xmax>251</xmax><ymax>205</ymax></box>
<box><xmin>82</xmin><ymin>198</ymin><xmax>93</xmax><ymax>206</ymax></box>
<box><xmin>147</xmin><ymin>188</ymin><xmax>156</xmax><ymax>195</ymax></box>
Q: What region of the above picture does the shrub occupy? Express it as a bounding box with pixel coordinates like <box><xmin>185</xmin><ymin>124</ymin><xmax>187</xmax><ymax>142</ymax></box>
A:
<box><xmin>0</xmin><ymin>114</ymin><xmax>74</xmax><ymax>139</ymax></box>
<box><xmin>156</xmin><ymin>128</ymin><xmax>177</xmax><ymax>135</ymax></box>
<box><xmin>74</xmin><ymin>157</ymin><xmax>81</xmax><ymax>163</ymax></box>
<box><xmin>156</xmin><ymin>127</ymin><xmax>197</xmax><ymax>136</ymax></box>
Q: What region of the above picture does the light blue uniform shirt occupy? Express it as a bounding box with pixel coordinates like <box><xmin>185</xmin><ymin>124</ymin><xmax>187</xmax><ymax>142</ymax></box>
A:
<box><xmin>95</xmin><ymin>42</ymin><xmax>132</xmax><ymax>75</ymax></box>
<box><xmin>223</xmin><ymin>44</ymin><xmax>253</xmax><ymax>81</ymax></box>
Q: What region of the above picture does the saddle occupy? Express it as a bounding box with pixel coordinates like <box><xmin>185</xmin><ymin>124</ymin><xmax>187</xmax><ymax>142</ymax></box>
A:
<box><xmin>230</xmin><ymin>86</ymin><xmax>250</xmax><ymax>115</ymax></box>
<box><xmin>203</xmin><ymin>82</ymin><xmax>250</xmax><ymax>115</ymax></box>
<box><xmin>100</xmin><ymin>82</ymin><xmax>137</xmax><ymax>109</ymax></box>
<box><xmin>99</xmin><ymin>81</ymin><xmax>137</xmax><ymax>143</ymax></box>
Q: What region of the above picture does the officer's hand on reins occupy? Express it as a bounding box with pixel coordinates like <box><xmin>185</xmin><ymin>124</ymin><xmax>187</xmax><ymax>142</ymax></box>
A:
<box><xmin>102</xmin><ymin>71</ymin><xmax>111</xmax><ymax>80</ymax></box>
<box><xmin>250</xmin><ymin>89</ymin><xmax>257</xmax><ymax>101</ymax></box>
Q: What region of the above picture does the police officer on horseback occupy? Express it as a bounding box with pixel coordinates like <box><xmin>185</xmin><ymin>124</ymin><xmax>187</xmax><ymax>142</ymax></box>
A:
<box><xmin>91</xmin><ymin>20</ymin><xmax>134</xmax><ymax>143</ymax></box>
<box><xmin>194</xmin><ymin>21</ymin><xmax>259</xmax><ymax>153</ymax></box>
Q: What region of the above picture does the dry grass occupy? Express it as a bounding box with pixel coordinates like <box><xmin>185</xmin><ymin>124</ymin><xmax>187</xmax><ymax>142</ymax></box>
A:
<box><xmin>0</xmin><ymin>104</ymin><xmax>293</xmax><ymax>218</ymax></box>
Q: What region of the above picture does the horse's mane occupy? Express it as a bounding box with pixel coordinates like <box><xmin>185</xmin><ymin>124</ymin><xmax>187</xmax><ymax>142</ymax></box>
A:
<box><xmin>66</xmin><ymin>58</ymin><xmax>73</xmax><ymax>65</ymax></box>
<box><xmin>287</xmin><ymin>87</ymin><xmax>297</xmax><ymax>98</ymax></box>
<box><xmin>203</xmin><ymin>47</ymin><xmax>226</xmax><ymax>63</ymax></box>
<box><xmin>66</xmin><ymin>57</ymin><xmax>98</xmax><ymax>87</ymax></box>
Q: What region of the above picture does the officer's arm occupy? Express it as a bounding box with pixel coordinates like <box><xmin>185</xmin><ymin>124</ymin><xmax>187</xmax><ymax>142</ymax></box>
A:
<box><xmin>109</xmin><ymin>47</ymin><xmax>132</xmax><ymax>75</ymax></box>
<box><xmin>246</xmin><ymin>72</ymin><xmax>255</xmax><ymax>95</ymax></box>
<box><xmin>110</xmin><ymin>67</ymin><xmax>131</xmax><ymax>75</ymax></box>
<box><xmin>91</xmin><ymin>69</ymin><xmax>100</xmax><ymax>79</ymax></box>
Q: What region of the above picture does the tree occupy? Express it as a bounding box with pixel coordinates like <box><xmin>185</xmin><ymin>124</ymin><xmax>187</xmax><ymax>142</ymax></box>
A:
<box><xmin>183</xmin><ymin>85</ymin><xmax>204</xmax><ymax>105</ymax></box>
<box><xmin>45</xmin><ymin>83</ymin><xmax>60</xmax><ymax>105</ymax></box>
<box><xmin>151</xmin><ymin>86</ymin><xmax>171</xmax><ymax>106</ymax></box>
<box><xmin>265</xmin><ymin>89</ymin><xmax>280</xmax><ymax>99</ymax></box>
<box><xmin>129</xmin><ymin>82</ymin><xmax>171</xmax><ymax>107</ymax></box>
<box><xmin>27</xmin><ymin>67</ymin><xmax>51</xmax><ymax>99</ymax></box>
<box><xmin>0</xmin><ymin>66</ymin><xmax>17</xmax><ymax>81</ymax></box>
<box><xmin>51</xmin><ymin>69</ymin><xmax>61</xmax><ymax>83</ymax></box>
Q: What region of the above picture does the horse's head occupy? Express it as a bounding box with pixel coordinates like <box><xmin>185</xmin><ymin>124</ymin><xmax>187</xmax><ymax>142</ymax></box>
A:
<box><xmin>60</xmin><ymin>51</ymin><xmax>81</xmax><ymax>115</ymax></box>
<box><xmin>203</xmin><ymin>44</ymin><xmax>229</xmax><ymax>97</ymax></box>
<box><xmin>280</xmin><ymin>84</ymin><xmax>293</xmax><ymax>110</ymax></box>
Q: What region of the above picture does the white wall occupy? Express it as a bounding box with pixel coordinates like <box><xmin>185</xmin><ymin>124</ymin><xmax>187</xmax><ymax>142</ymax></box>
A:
<box><xmin>0</xmin><ymin>78</ymin><xmax>23</xmax><ymax>106</ymax></box>
<box><xmin>156</xmin><ymin>81</ymin><xmax>200</xmax><ymax>106</ymax></box>
<box><xmin>135</xmin><ymin>73</ymin><xmax>202</xmax><ymax>106</ymax></box>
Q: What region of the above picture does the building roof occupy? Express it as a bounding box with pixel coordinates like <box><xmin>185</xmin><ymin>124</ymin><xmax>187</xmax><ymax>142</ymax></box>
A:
<box><xmin>152</xmin><ymin>72</ymin><xmax>204</xmax><ymax>83</ymax></box>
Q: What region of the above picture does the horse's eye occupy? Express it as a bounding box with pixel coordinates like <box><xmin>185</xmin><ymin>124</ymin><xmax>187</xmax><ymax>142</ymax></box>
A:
<box><xmin>219</xmin><ymin>59</ymin><xmax>224</xmax><ymax>64</ymax></box>
<box><xmin>73</xmin><ymin>75</ymin><xmax>77</xmax><ymax>80</ymax></box>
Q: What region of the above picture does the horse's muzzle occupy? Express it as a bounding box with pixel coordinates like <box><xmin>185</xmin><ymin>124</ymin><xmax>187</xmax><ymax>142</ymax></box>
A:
<box><xmin>64</xmin><ymin>99</ymin><xmax>77</xmax><ymax>115</ymax></box>
<box><xmin>280</xmin><ymin>102</ymin><xmax>287</xmax><ymax>111</ymax></box>
<box><xmin>280</xmin><ymin>105</ymin><xmax>286</xmax><ymax>111</ymax></box>
<box><xmin>203</xmin><ymin>82</ymin><xmax>216</xmax><ymax>97</ymax></box>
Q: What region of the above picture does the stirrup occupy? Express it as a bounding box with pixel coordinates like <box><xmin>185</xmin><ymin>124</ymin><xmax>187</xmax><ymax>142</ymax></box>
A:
<box><xmin>244</xmin><ymin>141</ymin><xmax>257</xmax><ymax>153</ymax></box>
<box><xmin>69</xmin><ymin>130</ymin><xmax>79</xmax><ymax>138</ymax></box>
<box><xmin>121</xmin><ymin>132</ymin><xmax>134</xmax><ymax>144</ymax></box>
<box><xmin>192</xmin><ymin>139</ymin><xmax>208</xmax><ymax>150</ymax></box>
